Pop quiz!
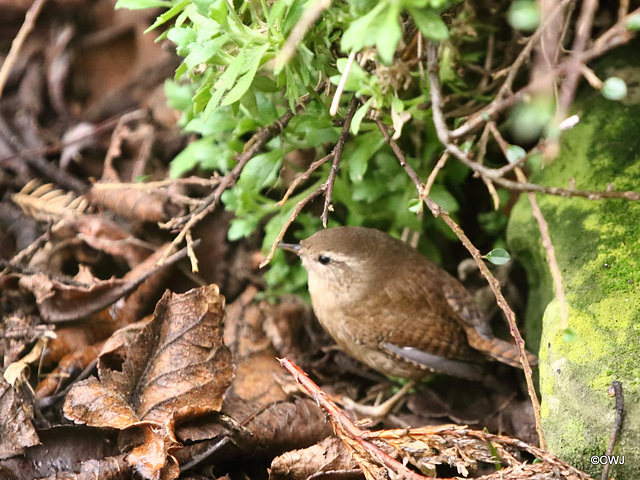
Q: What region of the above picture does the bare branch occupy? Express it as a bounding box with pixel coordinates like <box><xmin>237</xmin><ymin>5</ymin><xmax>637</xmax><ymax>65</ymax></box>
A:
<box><xmin>275</xmin><ymin>0</ymin><xmax>332</xmax><ymax>71</ymax></box>
<box><xmin>260</xmin><ymin>185</ymin><xmax>325</xmax><ymax>268</ymax></box>
<box><xmin>426</xmin><ymin>41</ymin><xmax>545</xmax><ymax>449</ymax></box>
<box><xmin>489</xmin><ymin>122</ymin><xmax>569</xmax><ymax>332</ymax></box>
<box><xmin>557</xmin><ymin>0</ymin><xmax>599</xmax><ymax>120</ymax></box>
<box><xmin>159</xmin><ymin>85</ymin><xmax>325</xmax><ymax>265</ymax></box>
<box><xmin>0</xmin><ymin>0</ymin><xmax>48</xmax><ymax>98</ymax></box>
<box><xmin>321</xmin><ymin>96</ymin><xmax>359</xmax><ymax>227</ymax></box>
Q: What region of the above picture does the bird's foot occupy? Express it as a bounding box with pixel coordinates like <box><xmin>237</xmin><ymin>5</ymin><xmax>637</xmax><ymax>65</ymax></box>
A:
<box><xmin>336</xmin><ymin>381</ymin><xmax>415</xmax><ymax>419</ymax></box>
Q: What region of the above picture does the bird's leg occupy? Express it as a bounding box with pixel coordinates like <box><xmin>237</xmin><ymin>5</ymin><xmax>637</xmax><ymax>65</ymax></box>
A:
<box><xmin>338</xmin><ymin>380</ymin><xmax>416</xmax><ymax>419</ymax></box>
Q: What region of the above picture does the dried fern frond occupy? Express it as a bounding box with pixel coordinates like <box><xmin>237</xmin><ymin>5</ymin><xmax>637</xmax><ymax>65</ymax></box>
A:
<box><xmin>12</xmin><ymin>179</ymin><xmax>90</xmax><ymax>221</ymax></box>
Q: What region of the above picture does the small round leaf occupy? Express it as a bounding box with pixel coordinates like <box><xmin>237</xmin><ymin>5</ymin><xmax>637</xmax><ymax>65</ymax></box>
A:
<box><xmin>485</xmin><ymin>248</ymin><xmax>511</xmax><ymax>265</ymax></box>
<box><xmin>601</xmin><ymin>77</ymin><xmax>627</xmax><ymax>101</ymax></box>
<box><xmin>506</xmin><ymin>145</ymin><xmax>527</xmax><ymax>163</ymax></box>
<box><xmin>507</xmin><ymin>1</ymin><xmax>540</xmax><ymax>32</ymax></box>
<box><xmin>563</xmin><ymin>327</ymin><xmax>578</xmax><ymax>343</ymax></box>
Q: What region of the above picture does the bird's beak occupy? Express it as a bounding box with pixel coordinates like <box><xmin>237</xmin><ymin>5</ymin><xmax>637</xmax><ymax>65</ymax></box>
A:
<box><xmin>277</xmin><ymin>242</ymin><xmax>301</xmax><ymax>255</ymax></box>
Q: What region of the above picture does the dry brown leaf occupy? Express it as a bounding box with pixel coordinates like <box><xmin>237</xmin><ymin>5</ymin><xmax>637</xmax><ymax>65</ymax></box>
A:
<box><xmin>18</xmin><ymin>273</ymin><xmax>130</xmax><ymax>323</ymax></box>
<box><xmin>0</xmin><ymin>375</ymin><xmax>39</xmax><ymax>459</ymax></box>
<box><xmin>115</xmin><ymin>243</ymin><xmax>177</xmax><ymax>328</ymax></box>
<box><xmin>18</xmin><ymin>243</ymin><xmax>182</xmax><ymax>324</ymax></box>
<box><xmin>12</xmin><ymin>179</ymin><xmax>90</xmax><ymax>222</ymax></box>
<box><xmin>269</xmin><ymin>436</ymin><xmax>358</xmax><ymax>480</ymax></box>
<box><xmin>170</xmin><ymin>288</ymin><xmax>331</xmax><ymax>470</ymax></box>
<box><xmin>88</xmin><ymin>184</ymin><xmax>181</xmax><ymax>223</ymax></box>
<box><xmin>63</xmin><ymin>285</ymin><xmax>233</xmax><ymax>479</ymax></box>
<box><xmin>52</xmin><ymin>215</ymin><xmax>152</xmax><ymax>268</ymax></box>
<box><xmin>38</xmin><ymin>455</ymin><xmax>130</xmax><ymax>480</ymax></box>
<box><xmin>35</xmin><ymin>340</ymin><xmax>106</xmax><ymax>399</ymax></box>
<box><xmin>0</xmin><ymin>426</ymin><xmax>122</xmax><ymax>479</ymax></box>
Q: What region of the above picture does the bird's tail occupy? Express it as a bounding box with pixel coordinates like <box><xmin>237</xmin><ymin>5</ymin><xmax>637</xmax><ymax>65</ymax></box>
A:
<box><xmin>467</xmin><ymin>334</ymin><xmax>538</xmax><ymax>369</ymax></box>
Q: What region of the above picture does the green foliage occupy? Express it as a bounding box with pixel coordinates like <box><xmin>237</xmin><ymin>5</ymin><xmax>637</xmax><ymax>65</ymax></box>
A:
<box><xmin>115</xmin><ymin>0</ymin><xmax>496</xmax><ymax>294</ymax></box>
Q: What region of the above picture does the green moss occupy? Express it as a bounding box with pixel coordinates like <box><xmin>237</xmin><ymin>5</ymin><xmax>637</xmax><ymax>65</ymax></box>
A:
<box><xmin>507</xmin><ymin>44</ymin><xmax>640</xmax><ymax>478</ymax></box>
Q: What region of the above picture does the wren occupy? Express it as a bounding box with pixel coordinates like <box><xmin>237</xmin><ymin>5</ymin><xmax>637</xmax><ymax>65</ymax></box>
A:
<box><xmin>279</xmin><ymin>226</ymin><xmax>537</xmax><ymax>382</ymax></box>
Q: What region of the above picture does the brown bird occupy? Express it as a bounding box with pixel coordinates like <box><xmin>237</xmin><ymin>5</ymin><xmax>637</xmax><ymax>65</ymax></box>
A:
<box><xmin>279</xmin><ymin>226</ymin><xmax>536</xmax><ymax>385</ymax></box>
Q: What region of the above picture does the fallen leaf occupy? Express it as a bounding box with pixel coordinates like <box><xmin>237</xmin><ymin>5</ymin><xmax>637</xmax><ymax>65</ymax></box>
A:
<box><xmin>0</xmin><ymin>375</ymin><xmax>39</xmax><ymax>459</ymax></box>
<box><xmin>64</xmin><ymin>285</ymin><xmax>234</xmax><ymax>479</ymax></box>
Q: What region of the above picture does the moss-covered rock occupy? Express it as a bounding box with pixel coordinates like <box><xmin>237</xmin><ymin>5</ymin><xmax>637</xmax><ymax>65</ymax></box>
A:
<box><xmin>507</xmin><ymin>47</ymin><xmax>640</xmax><ymax>478</ymax></box>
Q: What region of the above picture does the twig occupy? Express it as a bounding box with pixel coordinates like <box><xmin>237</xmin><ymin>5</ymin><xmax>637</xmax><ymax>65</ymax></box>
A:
<box><xmin>618</xmin><ymin>0</ymin><xmax>630</xmax><ymax>21</ymax></box>
<box><xmin>428</xmin><ymin>194</ymin><xmax>545</xmax><ymax>450</ymax></box>
<box><xmin>602</xmin><ymin>381</ymin><xmax>624</xmax><ymax>480</ymax></box>
<box><xmin>580</xmin><ymin>7</ymin><xmax>639</xmax><ymax>64</ymax></box>
<box><xmin>186</xmin><ymin>230</ymin><xmax>198</xmax><ymax>273</ymax></box>
<box><xmin>260</xmin><ymin>185</ymin><xmax>325</xmax><ymax>268</ymax></box>
<box><xmin>473</xmin><ymin>125</ymin><xmax>501</xmax><ymax>209</ymax></box>
<box><xmin>449</xmin><ymin>3</ymin><xmax>639</xmax><ymax>140</ymax></box>
<box><xmin>375</xmin><ymin>119</ymin><xmax>422</xmax><ymax>191</ymax></box>
<box><xmin>0</xmin><ymin>0</ymin><xmax>48</xmax><ymax>98</ymax></box>
<box><xmin>519</xmin><ymin>169</ymin><xmax>570</xmax><ymax>329</ymax></box>
<box><xmin>426</xmin><ymin>53</ymin><xmax>640</xmax><ymax>202</ymax></box>
<box><xmin>557</xmin><ymin>0</ymin><xmax>599</xmax><ymax>121</ymax></box>
<box><xmin>277</xmin><ymin>152</ymin><xmax>332</xmax><ymax>205</ymax></box>
<box><xmin>426</xmin><ymin>41</ymin><xmax>545</xmax><ymax>449</ymax></box>
<box><xmin>488</xmin><ymin>122</ymin><xmax>570</xmax><ymax>332</ymax></box>
<box><xmin>426</xmin><ymin>43</ymin><xmax>451</xmax><ymax>145</ymax></box>
<box><xmin>280</xmin><ymin>358</ymin><xmax>429</xmax><ymax>480</ymax></box>
<box><xmin>275</xmin><ymin>0</ymin><xmax>332</xmax><ymax>71</ymax></box>
<box><xmin>449</xmin><ymin>0</ymin><xmax>573</xmax><ymax>139</ymax></box>
<box><xmin>497</xmin><ymin>0</ymin><xmax>570</xmax><ymax>99</ymax></box>
<box><xmin>321</xmin><ymin>96</ymin><xmax>358</xmax><ymax>226</ymax></box>
<box><xmin>448</xmin><ymin>140</ymin><xmax>640</xmax><ymax>200</ymax></box>
<box><xmin>423</xmin><ymin>151</ymin><xmax>449</xmax><ymax>197</ymax></box>
<box><xmin>159</xmin><ymin>85</ymin><xmax>324</xmax><ymax>265</ymax></box>
<box><xmin>330</xmin><ymin>51</ymin><xmax>356</xmax><ymax>116</ymax></box>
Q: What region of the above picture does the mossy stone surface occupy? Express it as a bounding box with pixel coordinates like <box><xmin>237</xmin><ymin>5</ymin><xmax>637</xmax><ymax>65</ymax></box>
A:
<box><xmin>507</xmin><ymin>47</ymin><xmax>640</xmax><ymax>478</ymax></box>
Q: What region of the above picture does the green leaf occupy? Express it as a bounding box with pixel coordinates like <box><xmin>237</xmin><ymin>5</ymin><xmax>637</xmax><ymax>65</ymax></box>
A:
<box><xmin>341</xmin><ymin>3</ymin><xmax>386</xmax><ymax>54</ymax></box>
<box><xmin>408</xmin><ymin>198</ymin><xmax>423</xmax><ymax>213</ymax></box>
<box><xmin>350</xmin><ymin>97</ymin><xmax>374</xmax><ymax>135</ymax></box>
<box><xmin>330</xmin><ymin>58</ymin><xmax>369</xmax><ymax>91</ymax></box>
<box><xmin>169</xmin><ymin>138</ymin><xmax>231</xmax><ymax>178</ymax></box>
<box><xmin>239</xmin><ymin>150</ymin><xmax>283</xmax><ymax>190</ymax></box>
<box><xmin>228</xmin><ymin>216</ymin><xmax>260</xmax><ymax>241</ymax></box>
<box><xmin>563</xmin><ymin>327</ymin><xmax>578</xmax><ymax>343</ymax></box>
<box><xmin>506</xmin><ymin>145</ymin><xmax>526</xmax><ymax>163</ymax></box>
<box><xmin>376</xmin><ymin>5</ymin><xmax>402</xmax><ymax>64</ymax></box>
<box><xmin>115</xmin><ymin>0</ymin><xmax>172</xmax><ymax>9</ymax></box>
<box><xmin>348</xmin><ymin>132</ymin><xmax>385</xmax><ymax>182</ymax></box>
<box><xmin>209</xmin><ymin>0</ymin><xmax>228</xmax><ymax>24</ymax></box>
<box><xmin>407</xmin><ymin>7</ymin><xmax>449</xmax><ymax>41</ymax></box>
<box><xmin>430</xmin><ymin>184</ymin><xmax>458</xmax><ymax>212</ymax></box>
<box><xmin>222</xmin><ymin>44</ymin><xmax>270</xmax><ymax>106</ymax></box>
<box><xmin>144</xmin><ymin>0</ymin><xmax>190</xmax><ymax>32</ymax></box>
<box><xmin>164</xmin><ymin>80</ymin><xmax>196</xmax><ymax>111</ymax></box>
<box><xmin>485</xmin><ymin>248</ymin><xmax>511</xmax><ymax>265</ymax></box>
<box><xmin>509</xmin><ymin>95</ymin><xmax>554</xmax><ymax>143</ymax></box>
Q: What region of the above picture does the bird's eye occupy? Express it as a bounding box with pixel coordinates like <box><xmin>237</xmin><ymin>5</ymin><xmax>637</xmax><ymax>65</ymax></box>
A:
<box><xmin>317</xmin><ymin>255</ymin><xmax>331</xmax><ymax>265</ymax></box>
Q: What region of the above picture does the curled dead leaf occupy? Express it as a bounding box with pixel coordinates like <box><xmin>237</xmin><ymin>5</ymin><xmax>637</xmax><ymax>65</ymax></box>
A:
<box><xmin>63</xmin><ymin>285</ymin><xmax>234</xmax><ymax>479</ymax></box>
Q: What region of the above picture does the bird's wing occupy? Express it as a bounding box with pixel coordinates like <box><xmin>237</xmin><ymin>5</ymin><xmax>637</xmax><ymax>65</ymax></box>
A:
<box><xmin>382</xmin><ymin>342</ymin><xmax>483</xmax><ymax>380</ymax></box>
<box><xmin>441</xmin><ymin>279</ymin><xmax>494</xmax><ymax>339</ymax></box>
<box><xmin>376</xmin><ymin>262</ymin><xmax>481</xmax><ymax>362</ymax></box>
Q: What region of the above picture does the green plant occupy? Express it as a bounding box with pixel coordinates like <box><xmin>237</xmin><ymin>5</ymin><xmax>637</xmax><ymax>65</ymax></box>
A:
<box><xmin>115</xmin><ymin>0</ymin><xmax>511</xmax><ymax>295</ymax></box>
